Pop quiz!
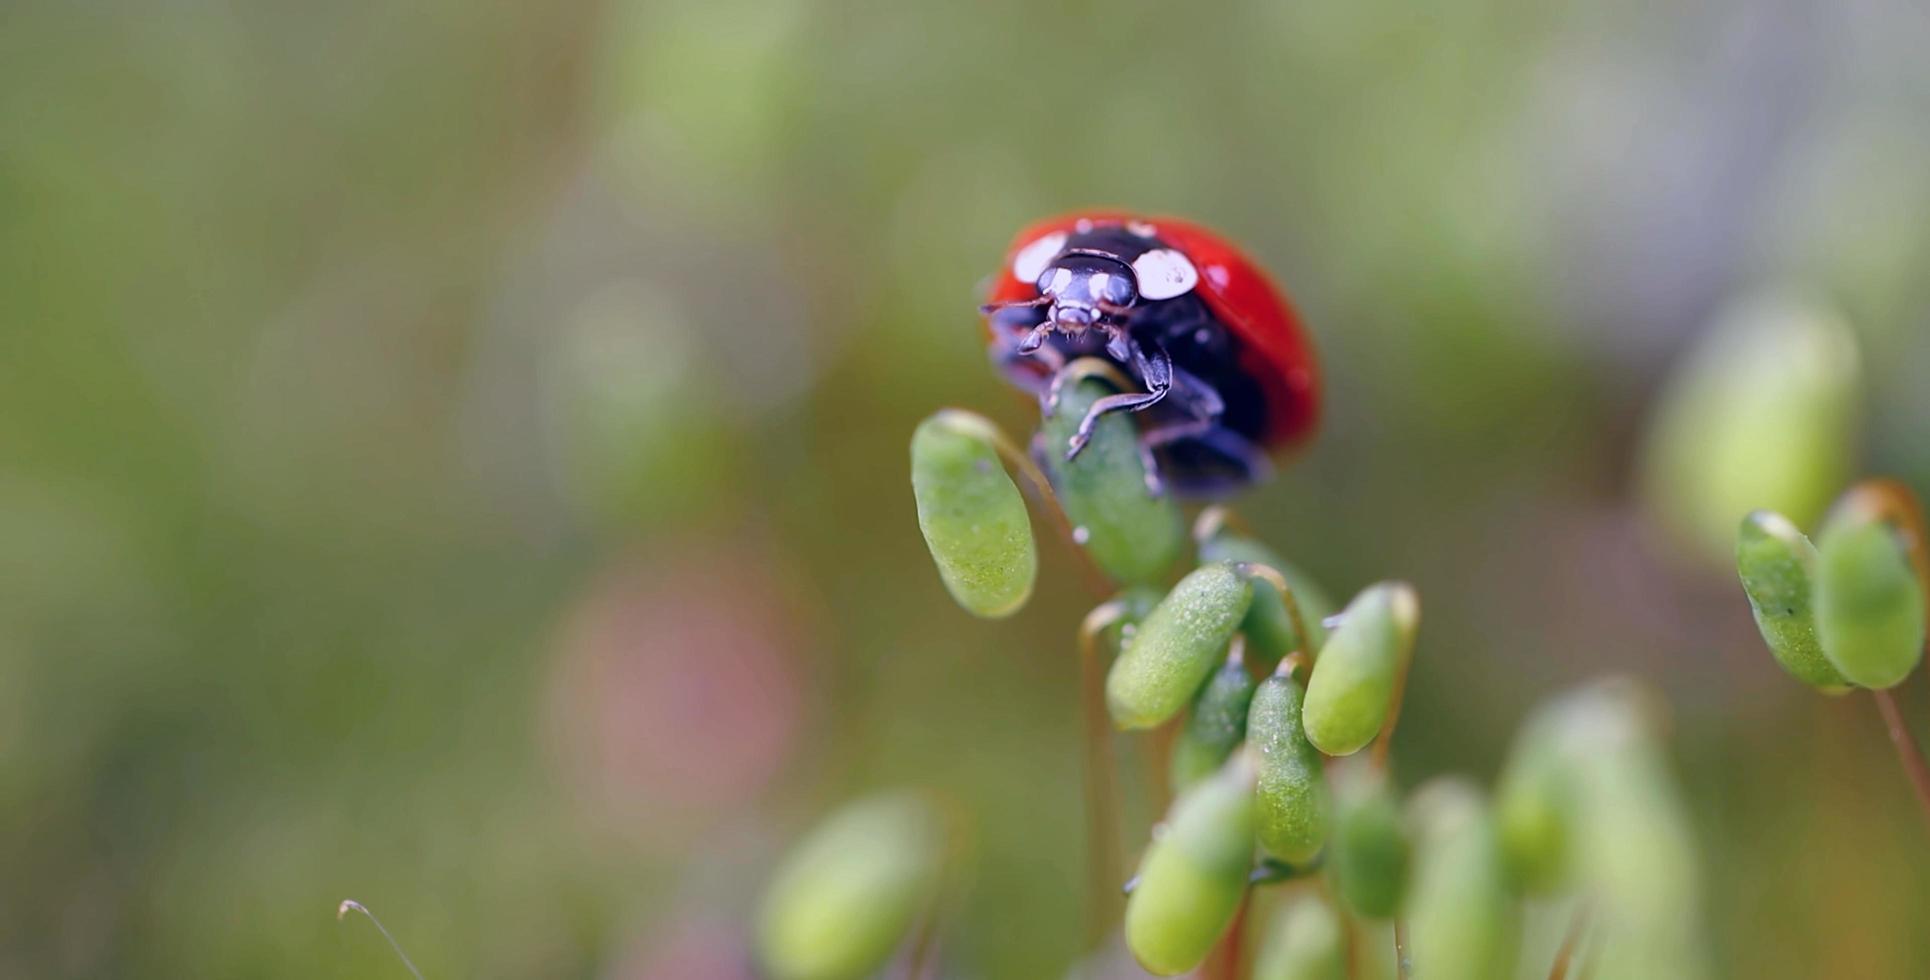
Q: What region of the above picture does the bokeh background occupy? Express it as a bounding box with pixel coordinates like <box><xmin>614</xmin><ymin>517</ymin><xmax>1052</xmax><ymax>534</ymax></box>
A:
<box><xmin>6</xmin><ymin>0</ymin><xmax>1930</xmax><ymax>976</ymax></box>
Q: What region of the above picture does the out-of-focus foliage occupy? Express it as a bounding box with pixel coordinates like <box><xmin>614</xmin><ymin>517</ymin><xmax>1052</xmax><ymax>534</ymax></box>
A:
<box><xmin>6</xmin><ymin>0</ymin><xmax>1930</xmax><ymax>977</ymax></box>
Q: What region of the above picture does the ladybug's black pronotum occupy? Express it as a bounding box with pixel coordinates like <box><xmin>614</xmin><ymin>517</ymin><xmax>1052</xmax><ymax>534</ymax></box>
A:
<box><xmin>981</xmin><ymin>212</ymin><xmax>1320</xmax><ymax>497</ymax></box>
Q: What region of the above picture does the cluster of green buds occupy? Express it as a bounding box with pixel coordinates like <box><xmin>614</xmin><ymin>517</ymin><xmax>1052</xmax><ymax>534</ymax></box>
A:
<box><xmin>1737</xmin><ymin>479</ymin><xmax>1929</xmax><ymax>694</ymax></box>
<box><xmin>894</xmin><ymin>374</ymin><xmax>1711</xmax><ymax>978</ymax></box>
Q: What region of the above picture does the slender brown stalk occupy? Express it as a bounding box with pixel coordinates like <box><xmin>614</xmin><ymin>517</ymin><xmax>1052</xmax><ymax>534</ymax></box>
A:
<box><xmin>1872</xmin><ymin>688</ymin><xmax>1930</xmax><ymax>826</ymax></box>
<box><xmin>1239</xmin><ymin>562</ymin><xmax>1316</xmax><ymax>666</ymax></box>
<box><xmin>1545</xmin><ymin>903</ymin><xmax>1591</xmax><ymax>980</ymax></box>
<box><xmin>1077</xmin><ymin>600</ymin><xmax>1130</xmax><ymax>947</ymax></box>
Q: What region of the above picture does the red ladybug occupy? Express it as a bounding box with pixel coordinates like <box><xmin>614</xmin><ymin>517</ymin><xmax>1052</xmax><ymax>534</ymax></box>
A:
<box><xmin>981</xmin><ymin>211</ymin><xmax>1319</xmax><ymax>497</ymax></box>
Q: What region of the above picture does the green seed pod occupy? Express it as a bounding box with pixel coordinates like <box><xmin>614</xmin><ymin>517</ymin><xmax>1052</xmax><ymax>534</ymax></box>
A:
<box><xmin>756</xmin><ymin>793</ymin><xmax>943</xmax><ymax>980</ymax></box>
<box><xmin>1573</xmin><ymin>740</ymin><xmax>1709</xmax><ymax>980</ymax></box>
<box><xmin>1405</xmin><ymin>781</ymin><xmax>1519</xmax><ymax>980</ymax></box>
<box><xmin>1124</xmin><ymin>757</ymin><xmax>1259</xmax><ymax>976</ymax></box>
<box><xmin>1814</xmin><ymin>513</ymin><xmax>1926</xmax><ymax>689</ymax></box>
<box><xmin>1493</xmin><ymin>710</ymin><xmax>1571</xmax><ymax>895</ymax></box>
<box><xmin>1249</xmin><ymin>668</ymin><xmax>1329</xmax><ymax>864</ymax></box>
<box><xmin>1328</xmin><ymin>763</ymin><xmax>1409</xmax><ymax>919</ymax></box>
<box><xmin>1107</xmin><ymin>562</ymin><xmax>1253</xmax><ymax>730</ymax></box>
<box><xmin>1251</xmin><ymin>894</ymin><xmax>1346</xmax><ymax>980</ymax></box>
<box><xmin>1040</xmin><ymin>376</ymin><xmax>1185</xmax><ymax>585</ymax></box>
<box><xmin>910</xmin><ymin>411</ymin><xmax>1037</xmax><ymax>618</ymax></box>
<box><xmin>1736</xmin><ymin>510</ymin><xmax>1849</xmax><ymax>691</ymax></box>
<box><xmin>1171</xmin><ymin>652</ymin><xmax>1260</xmax><ymax>792</ymax></box>
<box><xmin>1301</xmin><ymin>582</ymin><xmax>1420</xmax><ymax>756</ymax></box>
<box><xmin>1196</xmin><ymin>531</ymin><xmax>1336</xmax><ymax>668</ymax></box>
<box><xmin>1638</xmin><ymin>292</ymin><xmax>1860</xmax><ymax>564</ymax></box>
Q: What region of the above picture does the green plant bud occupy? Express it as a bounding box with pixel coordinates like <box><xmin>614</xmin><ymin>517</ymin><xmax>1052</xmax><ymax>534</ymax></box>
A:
<box><xmin>1736</xmin><ymin>511</ymin><xmax>1849</xmax><ymax>691</ymax></box>
<box><xmin>1107</xmin><ymin>562</ymin><xmax>1253</xmax><ymax>729</ymax></box>
<box><xmin>1124</xmin><ymin>758</ymin><xmax>1259</xmax><ymax>976</ymax></box>
<box><xmin>1040</xmin><ymin>377</ymin><xmax>1185</xmax><ymax>584</ymax></box>
<box><xmin>1405</xmin><ymin>782</ymin><xmax>1519</xmax><ymax>980</ymax></box>
<box><xmin>910</xmin><ymin>411</ymin><xmax>1037</xmax><ymax>618</ymax></box>
<box><xmin>1249</xmin><ymin>669</ymin><xmax>1329</xmax><ymax>863</ymax></box>
<box><xmin>1494</xmin><ymin>678</ymin><xmax>1661</xmax><ymax>895</ymax></box>
<box><xmin>1301</xmin><ymin>583</ymin><xmax>1419</xmax><ymax>756</ymax></box>
<box><xmin>1105</xmin><ymin>584</ymin><xmax>1166</xmax><ymax>648</ymax></box>
<box><xmin>1573</xmin><ymin>742</ymin><xmax>1708</xmax><ymax>980</ymax></box>
<box><xmin>1171</xmin><ymin>653</ymin><xmax>1260</xmax><ymax>792</ymax></box>
<box><xmin>756</xmin><ymin>793</ymin><xmax>943</xmax><ymax>980</ymax></box>
<box><xmin>1328</xmin><ymin>763</ymin><xmax>1409</xmax><ymax>918</ymax></box>
<box><xmin>1638</xmin><ymin>292</ymin><xmax>1860</xmax><ymax>564</ymax></box>
<box><xmin>1196</xmin><ymin>532</ymin><xmax>1337</xmax><ymax>668</ymax></box>
<box><xmin>1492</xmin><ymin>723</ymin><xmax>1569</xmax><ymax>895</ymax></box>
<box><xmin>1252</xmin><ymin>894</ymin><xmax>1346</xmax><ymax>980</ymax></box>
<box><xmin>1813</xmin><ymin>514</ymin><xmax>1926</xmax><ymax>689</ymax></box>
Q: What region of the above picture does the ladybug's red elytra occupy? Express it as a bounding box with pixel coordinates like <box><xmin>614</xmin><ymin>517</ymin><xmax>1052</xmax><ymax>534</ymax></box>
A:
<box><xmin>981</xmin><ymin>211</ymin><xmax>1320</xmax><ymax>497</ymax></box>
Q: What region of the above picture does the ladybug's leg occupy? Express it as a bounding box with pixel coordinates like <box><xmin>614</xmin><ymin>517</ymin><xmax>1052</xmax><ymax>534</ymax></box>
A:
<box><xmin>1065</xmin><ymin>341</ymin><xmax>1172</xmax><ymax>460</ymax></box>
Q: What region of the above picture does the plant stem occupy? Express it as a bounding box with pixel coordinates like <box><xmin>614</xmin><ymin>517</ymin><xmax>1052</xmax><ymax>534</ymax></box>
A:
<box><xmin>1871</xmin><ymin>688</ymin><xmax>1930</xmax><ymax>826</ymax></box>
<box><xmin>1545</xmin><ymin>903</ymin><xmax>1590</xmax><ymax>980</ymax></box>
<box><xmin>1240</xmin><ymin>562</ymin><xmax>1316</xmax><ymax>666</ymax></box>
<box><xmin>336</xmin><ymin>901</ymin><xmax>425</xmax><ymax>980</ymax></box>
<box><xmin>1393</xmin><ymin>919</ymin><xmax>1411</xmax><ymax>980</ymax></box>
<box><xmin>1077</xmin><ymin>600</ymin><xmax>1130</xmax><ymax>948</ymax></box>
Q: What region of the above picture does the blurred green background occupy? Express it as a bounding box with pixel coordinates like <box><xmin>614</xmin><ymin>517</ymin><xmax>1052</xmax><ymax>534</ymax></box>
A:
<box><xmin>5</xmin><ymin>0</ymin><xmax>1930</xmax><ymax>976</ymax></box>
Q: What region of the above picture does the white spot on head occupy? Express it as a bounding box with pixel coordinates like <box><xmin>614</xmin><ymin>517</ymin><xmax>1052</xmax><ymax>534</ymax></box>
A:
<box><xmin>1132</xmin><ymin>248</ymin><xmax>1199</xmax><ymax>300</ymax></box>
<box><xmin>1049</xmin><ymin>267</ymin><xmax>1073</xmax><ymax>293</ymax></box>
<box><xmin>1087</xmin><ymin>272</ymin><xmax>1110</xmax><ymax>299</ymax></box>
<box><xmin>1012</xmin><ymin>232</ymin><xmax>1067</xmax><ymax>283</ymax></box>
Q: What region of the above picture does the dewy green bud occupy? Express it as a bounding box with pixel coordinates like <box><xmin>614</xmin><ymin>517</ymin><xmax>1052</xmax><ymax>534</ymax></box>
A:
<box><xmin>1328</xmin><ymin>762</ymin><xmax>1409</xmax><ymax>919</ymax></box>
<box><xmin>1249</xmin><ymin>668</ymin><xmax>1328</xmax><ymax>864</ymax></box>
<box><xmin>1107</xmin><ymin>562</ymin><xmax>1253</xmax><ymax>729</ymax></box>
<box><xmin>1813</xmin><ymin>512</ymin><xmax>1927</xmax><ymax>689</ymax></box>
<box><xmin>1638</xmin><ymin>291</ymin><xmax>1860</xmax><ymax>564</ymax></box>
<box><xmin>910</xmin><ymin>411</ymin><xmax>1037</xmax><ymax>618</ymax></box>
<box><xmin>1302</xmin><ymin>583</ymin><xmax>1419</xmax><ymax>756</ymax></box>
<box><xmin>1405</xmin><ymin>781</ymin><xmax>1519</xmax><ymax>980</ymax></box>
<box><xmin>1196</xmin><ymin>531</ymin><xmax>1336</xmax><ymax>668</ymax></box>
<box><xmin>1124</xmin><ymin>756</ymin><xmax>1259</xmax><ymax>976</ymax></box>
<box><xmin>1252</xmin><ymin>894</ymin><xmax>1346</xmax><ymax>980</ymax></box>
<box><xmin>756</xmin><ymin>793</ymin><xmax>943</xmax><ymax>980</ymax></box>
<box><xmin>1171</xmin><ymin>652</ymin><xmax>1260</xmax><ymax>792</ymax></box>
<box><xmin>1040</xmin><ymin>376</ymin><xmax>1185</xmax><ymax>585</ymax></box>
<box><xmin>1736</xmin><ymin>511</ymin><xmax>1849</xmax><ymax>691</ymax></box>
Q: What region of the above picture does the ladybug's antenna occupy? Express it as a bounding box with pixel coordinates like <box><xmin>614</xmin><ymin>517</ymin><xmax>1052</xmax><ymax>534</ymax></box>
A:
<box><xmin>978</xmin><ymin>296</ymin><xmax>1051</xmax><ymax>315</ymax></box>
<box><xmin>337</xmin><ymin>899</ymin><xmax>426</xmax><ymax>980</ymax></box>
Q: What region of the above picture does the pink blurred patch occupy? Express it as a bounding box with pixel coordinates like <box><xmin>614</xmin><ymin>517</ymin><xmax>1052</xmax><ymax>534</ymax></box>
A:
<box><xmin>602</xmin><ymin>918</ymin><xmax>755</xmax><ymax>980</ymax></box>
<box><xmin>549</xmin><ymin>542</ymin><xmax>805</xmax><ymax>845</ymax></box>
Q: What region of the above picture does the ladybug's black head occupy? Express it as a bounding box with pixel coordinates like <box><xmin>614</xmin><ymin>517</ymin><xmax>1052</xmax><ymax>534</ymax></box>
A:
<box><xmin>1037</xmin><ymin>252</ymin><xmax>1137</xmax><ymax>332</ymax></box>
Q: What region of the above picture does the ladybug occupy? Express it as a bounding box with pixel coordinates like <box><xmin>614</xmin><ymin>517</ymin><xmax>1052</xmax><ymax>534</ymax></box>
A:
<box><xmin>980</xmin><ymin>212</ymin><xmax>1319</xmax><ymax>497</ymax></box>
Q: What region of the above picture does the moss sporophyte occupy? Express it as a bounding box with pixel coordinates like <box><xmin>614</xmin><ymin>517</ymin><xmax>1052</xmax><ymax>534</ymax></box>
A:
<box><xmin>763</xmin><ymin>215</ymin><xmax>1726</xmax><ymax>980</ymax></box>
